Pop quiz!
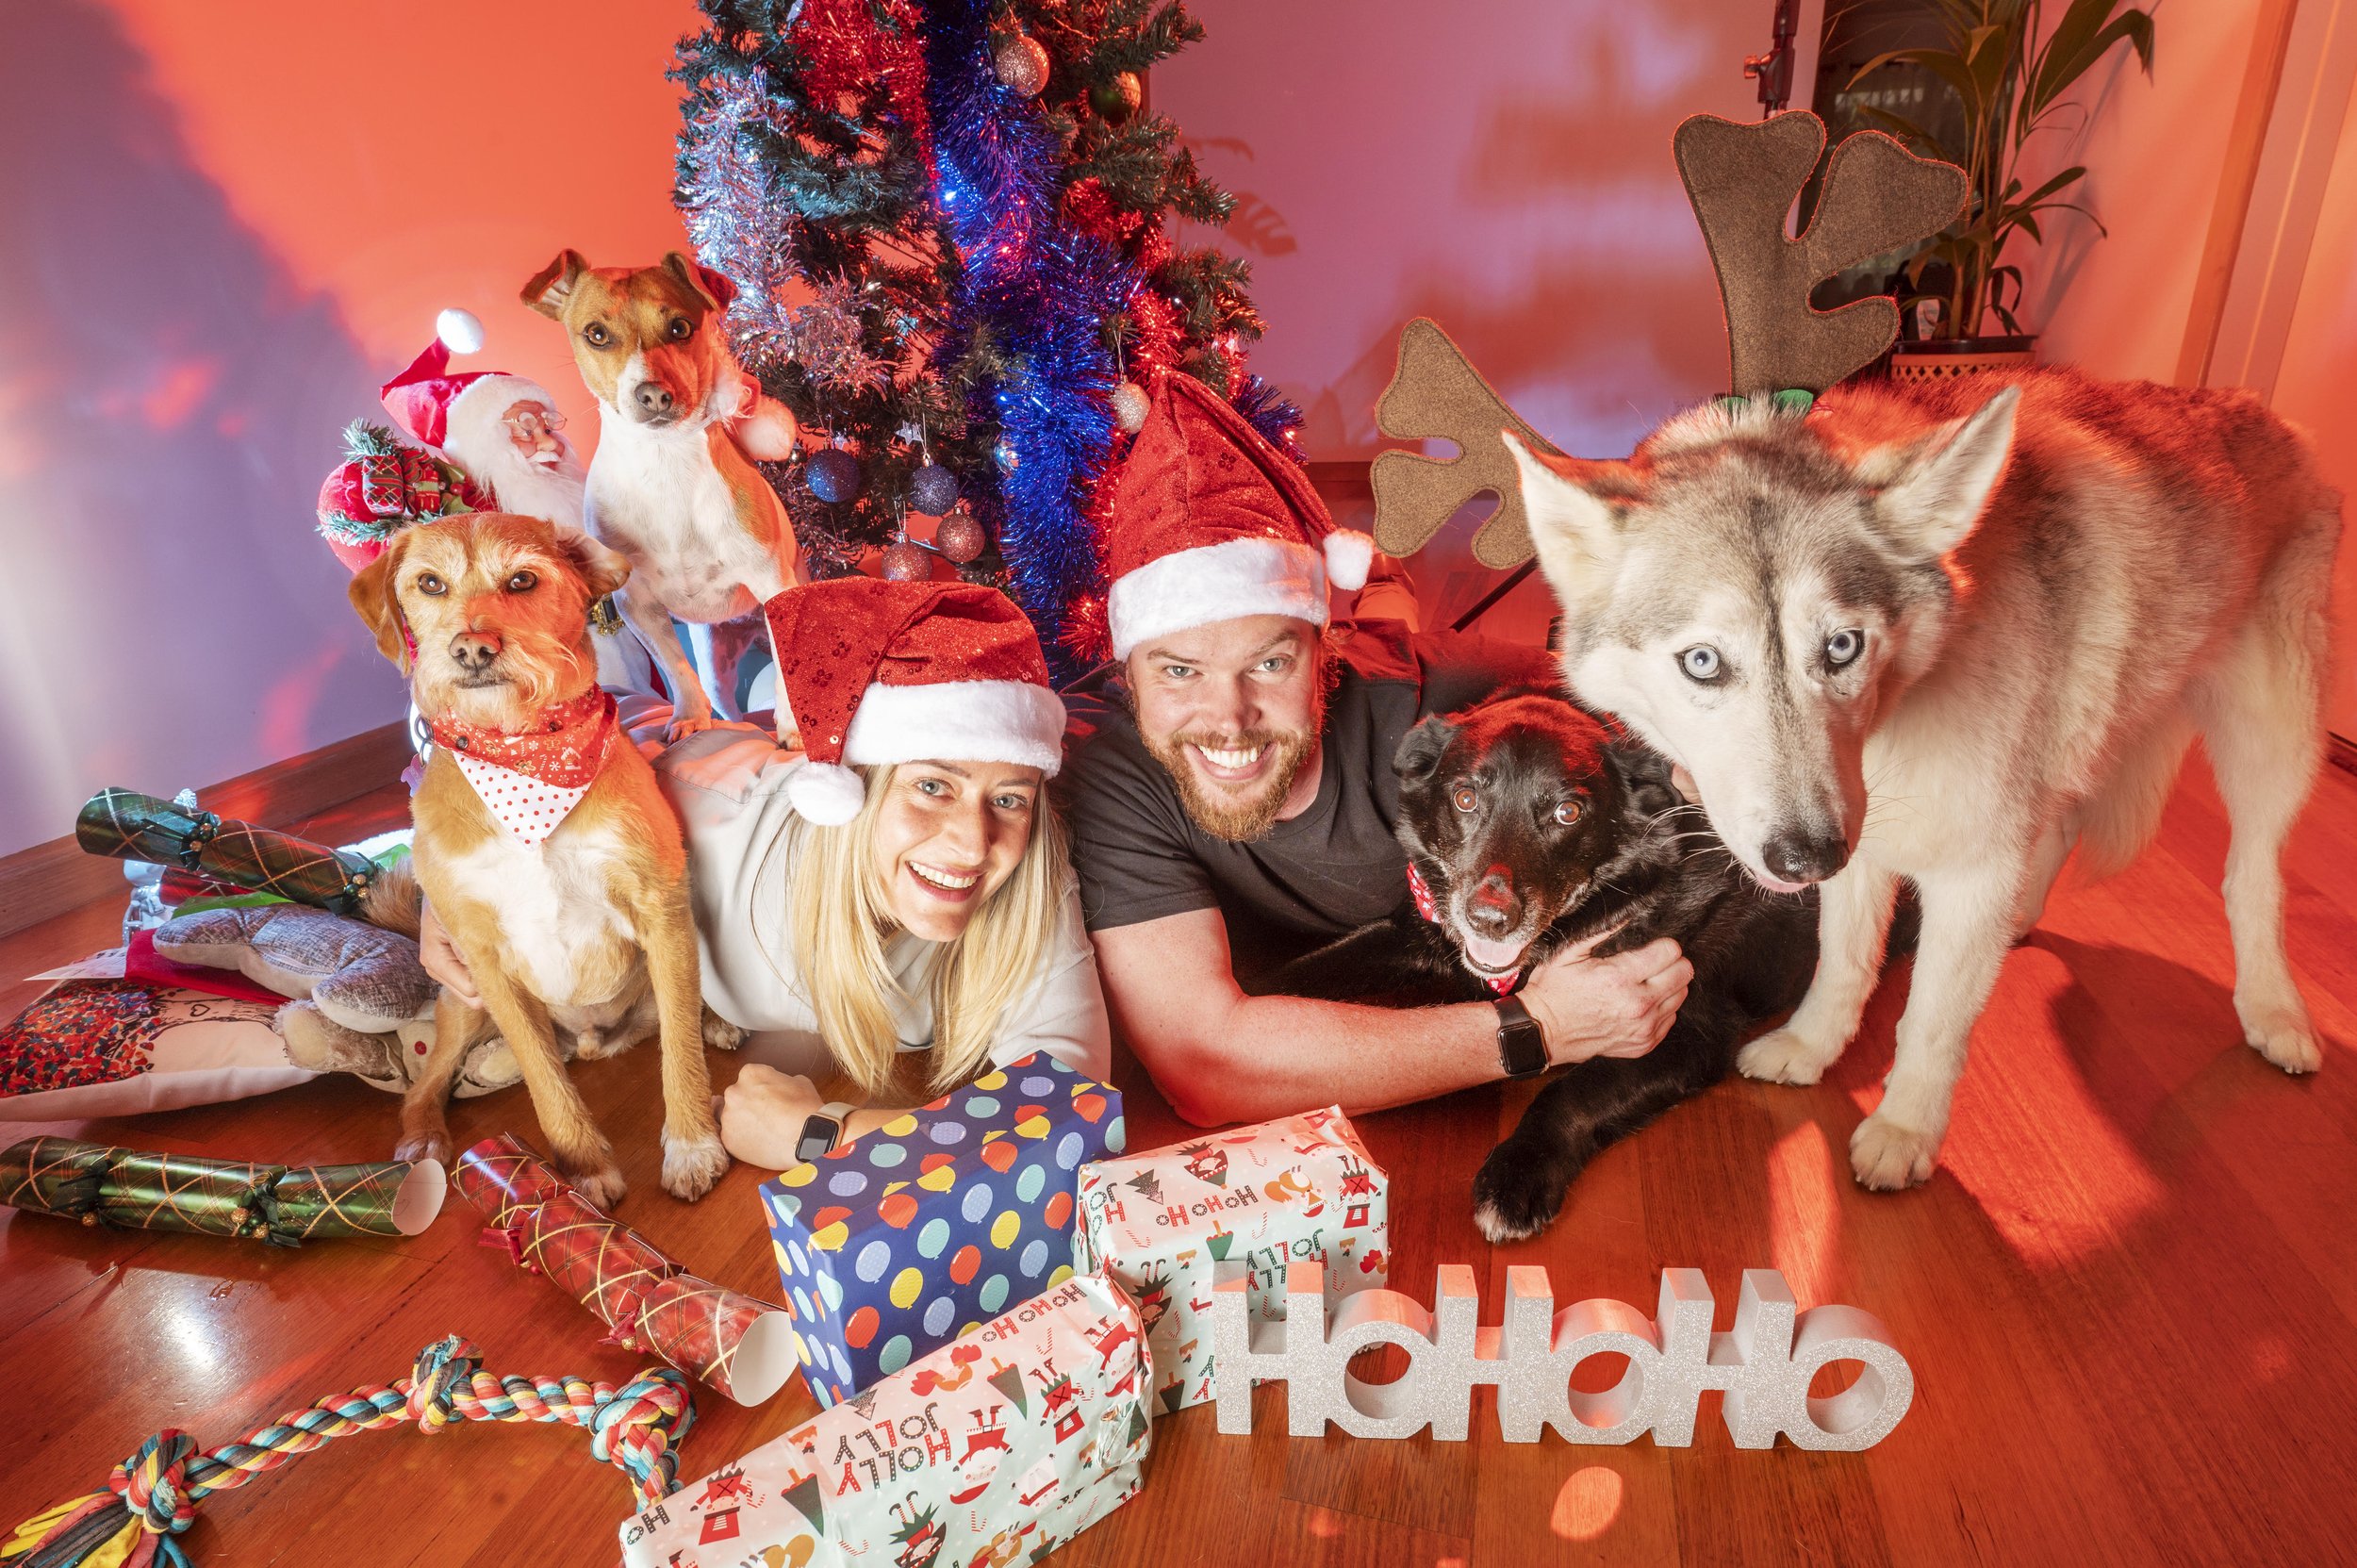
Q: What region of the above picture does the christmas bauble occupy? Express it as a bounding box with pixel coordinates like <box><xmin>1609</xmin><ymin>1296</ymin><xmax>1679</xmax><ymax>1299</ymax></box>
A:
<box><xmin>1091</xmin><ymin>73</ymin><xmax>1143</xmax><ymax>124</ymax></box>
<box><xmin>908</xmin><ymin>461</ymin><xmax>960</xmax><ymax>516</ymax></box>
<box><xmin>1111</xmin><ymin>380</ymin><xmax>1150</xmax><ymax>434</ymax></box>
<box><xmin>806</xmin><ymin>449</ymin><xmax>862</xmax><ymax>503</ymax></box>
<box><xmin>880</xmin><ymin>541</ymin><xmax>933</xmax><ymax>582</ymax></box>
<box><xmin>995</xmin><ymin>33</ymin><xmax>1050</xmax><ymax>97</ymax></box>
<box><xmin>935</xmin><ymin>509</ymin><xmax>986</xmax><ymax>564</ymax></box>
<box><xmin>992</xmin><ymin>436</ymin><xmax>1020</xmax><ymax>473</ymax></box>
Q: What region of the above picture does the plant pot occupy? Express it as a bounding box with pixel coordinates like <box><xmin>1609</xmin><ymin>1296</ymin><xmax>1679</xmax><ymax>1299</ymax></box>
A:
<box><xmin>1889</xmin><ymin>336</ymin><xmax>2037</xmax><ymax>384</ymax></box>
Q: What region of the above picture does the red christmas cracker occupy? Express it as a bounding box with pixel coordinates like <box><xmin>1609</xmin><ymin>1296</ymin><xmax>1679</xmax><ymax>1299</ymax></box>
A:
<box><xmin>454</xmin><ymin>1134</ymin><xmax>796</xmax><ymax>1406</ymax></box>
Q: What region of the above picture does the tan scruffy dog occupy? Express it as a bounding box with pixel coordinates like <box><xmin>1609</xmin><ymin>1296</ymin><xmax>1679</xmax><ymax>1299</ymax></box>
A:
<box><xmin>523</xmin><ymin>250</ymin><xmax>802</xmax><ymax>739</ymax></box>
<box><xmin>348</xmin><ymin>512</ymin><xmax>729</xmax><ymax>1205</ymax></box>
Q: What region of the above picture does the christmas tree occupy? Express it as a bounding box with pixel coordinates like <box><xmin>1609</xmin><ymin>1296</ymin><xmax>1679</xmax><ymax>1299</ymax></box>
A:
<box><xmin>672</xmin><ymin>0</ymin><xmax>1300</xmax><ymax>672</ymax></box>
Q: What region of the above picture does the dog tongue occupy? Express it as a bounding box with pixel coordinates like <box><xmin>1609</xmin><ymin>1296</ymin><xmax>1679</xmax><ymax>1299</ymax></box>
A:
<box><xmin>1462</xmin><ymin>934</ymin><xmax>1526</xmax><ymax>973</ymax></box>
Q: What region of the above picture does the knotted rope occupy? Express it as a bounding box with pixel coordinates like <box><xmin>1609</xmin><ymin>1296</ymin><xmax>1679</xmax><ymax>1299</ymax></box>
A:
<box><xmin>0</xmin><ymin>1335</ymin><xmax>693</xmax><ymax>1568</ymax></box>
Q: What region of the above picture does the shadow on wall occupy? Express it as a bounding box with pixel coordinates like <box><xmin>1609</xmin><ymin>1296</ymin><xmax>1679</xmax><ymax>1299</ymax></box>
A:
<box><xmin>0</xmin><ymin>5</ymin><xmax>397</xmax><ymax>858</ymax></box>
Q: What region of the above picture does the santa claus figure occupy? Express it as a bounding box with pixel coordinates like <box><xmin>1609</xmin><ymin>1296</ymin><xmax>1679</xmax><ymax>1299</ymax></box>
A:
<box><xmin>322</xmin><ymin>309</ymin><xmax>657</xmax><ymax>699</ymax></box>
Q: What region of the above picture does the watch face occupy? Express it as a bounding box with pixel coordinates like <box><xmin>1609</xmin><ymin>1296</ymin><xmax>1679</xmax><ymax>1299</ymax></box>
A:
<box><xmin>1501</xmin><ymin>1016</ymin><xmax>1547</xmax><ymax>1078</ymax></box>
<box><xmin>796</xmin><ymin>1117</ymin><xmax>838</xmax><ymax>1164</ymax></box>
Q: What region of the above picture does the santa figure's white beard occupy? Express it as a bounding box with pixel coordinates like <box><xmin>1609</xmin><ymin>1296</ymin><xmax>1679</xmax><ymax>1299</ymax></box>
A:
<box><xmin>448</xmin><ymin>439</ymin><xmax>586</xmax><ymax>532</ymax></box>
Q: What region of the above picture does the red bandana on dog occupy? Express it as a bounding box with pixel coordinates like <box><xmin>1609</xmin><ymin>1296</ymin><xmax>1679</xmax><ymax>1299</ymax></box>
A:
<box><xmin>1406</xmin><ymin>860</ymin><xmax>1519</xmax><ymax>996</ymax></box>
<box><xmin>429</xmin><ymin>689</ymin><xmax>617</xmax><ymax>849</ymax></box>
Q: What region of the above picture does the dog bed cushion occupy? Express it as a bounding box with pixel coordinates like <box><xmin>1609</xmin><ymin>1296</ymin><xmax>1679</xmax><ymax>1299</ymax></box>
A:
<box><xmin>0</xmin><ymin>977</ymin><xmax>310</xmax><ymax>1120</ymax></box>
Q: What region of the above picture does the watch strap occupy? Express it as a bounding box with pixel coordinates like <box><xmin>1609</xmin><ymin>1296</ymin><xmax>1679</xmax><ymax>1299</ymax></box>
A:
<box><xmin>1494</xmin><ymin>995</ymin><xmax>1548</xmax><ymax>1079</ymax></box>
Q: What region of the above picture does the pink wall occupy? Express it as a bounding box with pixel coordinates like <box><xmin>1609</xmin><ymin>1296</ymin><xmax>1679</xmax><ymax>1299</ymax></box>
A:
<box><xmin>1156</xmin><ymin>0</ymin><xmax>1771</xmax><ymax>640</ymax></box>
<box><xmin>0</xmin><ymin>0</ymin><xmax>699</xmax><ymax>857</ymax></box>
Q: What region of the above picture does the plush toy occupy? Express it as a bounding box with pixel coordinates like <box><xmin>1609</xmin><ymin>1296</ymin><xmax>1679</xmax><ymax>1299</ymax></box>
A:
<box><xmin>150</xmin><ymin>883</ymin><xmax>549</xmax><ymax>1099</ymax></box>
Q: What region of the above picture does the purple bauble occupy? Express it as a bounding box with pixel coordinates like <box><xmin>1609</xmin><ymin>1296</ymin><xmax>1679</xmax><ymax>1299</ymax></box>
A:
<box><xmin>806</xmin><ymin>449</ymin><xmax>862</xmax><ymax>504</ymax></box>
<box><xmin>908</xmin><ymin>462</ymin><xmax>960</xmax><ymax>516</ymax></box>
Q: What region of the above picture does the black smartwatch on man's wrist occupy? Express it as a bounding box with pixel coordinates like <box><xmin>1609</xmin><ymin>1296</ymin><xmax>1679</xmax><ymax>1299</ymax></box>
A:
<box><xmin>1494</xmin><ymin>995</ymin><xmax>1548</xmax><ymax>1079</ymax></box>
<box><xmin>795</xmin><ymin>1101</ymin><xmax>855</xmax><ymax>1164</ymax></box>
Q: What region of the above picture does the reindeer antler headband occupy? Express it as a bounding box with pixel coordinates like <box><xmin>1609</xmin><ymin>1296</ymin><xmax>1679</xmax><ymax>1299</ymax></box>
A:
<box><xmin>1370</xmin><ymin>111</ymin><xmax>1968</xmax><ymax>569</ymax></box>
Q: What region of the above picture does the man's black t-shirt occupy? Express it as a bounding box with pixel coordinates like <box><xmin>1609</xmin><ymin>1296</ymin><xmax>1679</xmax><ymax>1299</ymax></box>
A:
<box><xmin>1057</xmin><ymin>619</ymin><xmax>1557</xmax><ymax>966</ymax></box>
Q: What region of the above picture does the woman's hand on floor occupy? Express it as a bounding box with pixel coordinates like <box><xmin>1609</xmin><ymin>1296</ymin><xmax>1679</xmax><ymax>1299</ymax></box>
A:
<box><xmin>717</xmin><ymin>1064</ymin><xmax>828</xmax><ymax>1170</ymax></box>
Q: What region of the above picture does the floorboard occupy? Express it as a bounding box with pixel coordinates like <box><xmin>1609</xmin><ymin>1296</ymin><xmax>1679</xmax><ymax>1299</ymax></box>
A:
<box><xmin>3</xmin><ymin>763</ymin><xmax>2352</xmax><ymax>1565</ymax></box>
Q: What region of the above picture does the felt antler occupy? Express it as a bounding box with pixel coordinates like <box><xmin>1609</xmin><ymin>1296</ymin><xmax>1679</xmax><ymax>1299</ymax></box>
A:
<box><xmin>1674</xmin><ymin>112</ymin><xmax>1965</xmax><ymax>397</ymax></box>
<box><xmin>1368</xmin><ymin>319</ymin><xmax>1565</xmax><ymax>568</ymax></box>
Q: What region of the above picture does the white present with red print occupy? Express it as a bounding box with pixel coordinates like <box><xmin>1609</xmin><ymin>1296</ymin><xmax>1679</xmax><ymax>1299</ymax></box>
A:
<box><xmin>1073</xmin><ymin>1106</ymin><xmax>1389</xmax><ymax>1413</ymax></box>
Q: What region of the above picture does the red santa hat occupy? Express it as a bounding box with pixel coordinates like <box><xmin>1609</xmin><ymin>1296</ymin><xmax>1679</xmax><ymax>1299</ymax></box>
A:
<box><xmin>380</xmin><ymin>309</ymin><xmax>558</xmax><ymax>463</ymax></box>
<box><xmin>763</xmin><ymin>578</ymin><xmax>1066</xmax><ymax>826</ymax></box>
<box><xmin>1103</xmin><ymin>373</ymin><xmax>1374</xmax><ymax>660</ymax></box>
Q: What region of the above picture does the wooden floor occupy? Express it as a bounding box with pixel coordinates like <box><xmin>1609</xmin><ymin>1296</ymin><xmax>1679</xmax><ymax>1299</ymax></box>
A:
<box><xmin>5</xmin><ymin>759</ymin><xmax>2357</xmax><ymax>1567</ymax></box>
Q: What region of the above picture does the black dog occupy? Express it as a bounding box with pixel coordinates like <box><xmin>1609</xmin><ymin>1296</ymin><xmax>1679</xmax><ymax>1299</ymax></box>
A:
<box><xmin>1268</xmin><ymin>690</ymin><xmax>1821</xmax><ymax>1241</ymax></box>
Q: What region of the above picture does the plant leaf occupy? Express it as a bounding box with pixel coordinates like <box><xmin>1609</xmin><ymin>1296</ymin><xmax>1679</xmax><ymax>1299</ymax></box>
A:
<box><xmin>2033</xmin><ymin>8</ymin><xmax>2154</xmax><ymax>117</ymax></box>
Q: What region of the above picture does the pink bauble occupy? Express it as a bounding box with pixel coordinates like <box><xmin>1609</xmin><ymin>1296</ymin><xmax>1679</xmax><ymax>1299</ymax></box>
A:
<box><xmin>880</xmin><ymin>541</ymin><xmax>934</xmax><ymax>582</ymax></box>
<box><xmin>935</xmin><ymin>510</ymin><xmax>987</xmax><ymax>564</ymax></box>
<box><xmin>1112</xmin><ymin>381</ymin><xmax>1149</xmax><ymax>434</ymax></box>
<box><xmin>995</xmin><ymin>33</ymin><xmax>1050</xmax><ymax>97</ymax></box>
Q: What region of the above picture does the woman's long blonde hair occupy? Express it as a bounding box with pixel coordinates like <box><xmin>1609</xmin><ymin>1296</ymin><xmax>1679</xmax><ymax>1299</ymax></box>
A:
<box><xmin>783</xmin><ymin>764</ymin><xmax>1068</xmax><ymax>1096</ymax></box>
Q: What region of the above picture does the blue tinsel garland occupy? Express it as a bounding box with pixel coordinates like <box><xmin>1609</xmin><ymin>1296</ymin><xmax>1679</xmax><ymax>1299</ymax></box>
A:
<box><xmin>922</xmin><ymin>0</ymin><xmax>1133</xmax><ymax>677</ymax></box>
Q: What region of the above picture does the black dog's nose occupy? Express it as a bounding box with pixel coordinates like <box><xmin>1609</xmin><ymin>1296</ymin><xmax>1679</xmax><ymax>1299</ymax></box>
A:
<box><xmin>451</xmin><ymin>632</ymin><xmax>502</xmax><ymax>671</ymax></box>
<box><xmin>1762</xmin><ymin>831</ymin><xmax>1848</xmax><ymax>883</ymax></box>
<box><xmin>1465</xmin><ymin>870</ymin><xmax>1521</xmax><ymax>935</ymax></box>
<box><xmin>634</xmin><ymin>381</ymin><xmax>676</xmax><ymax>418</ymax></box>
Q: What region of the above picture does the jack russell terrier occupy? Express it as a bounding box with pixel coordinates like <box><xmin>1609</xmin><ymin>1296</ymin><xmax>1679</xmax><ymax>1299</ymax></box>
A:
<box><xmin>349</xmin><ymin>511</ymin><xmax>729</xmax><ymax>1205</ymax></box>
<box><xmin>524</xmin><ymin>250</ymin><xmax>802</xmax><ymax>737</ymax></box>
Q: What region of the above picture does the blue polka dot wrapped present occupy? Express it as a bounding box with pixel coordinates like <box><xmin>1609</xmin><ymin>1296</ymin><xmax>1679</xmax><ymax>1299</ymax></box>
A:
<box><xmin>758</xmin><ymin>1050</ymin><xmax>1125</xmax><ymax>1408</ymax></box>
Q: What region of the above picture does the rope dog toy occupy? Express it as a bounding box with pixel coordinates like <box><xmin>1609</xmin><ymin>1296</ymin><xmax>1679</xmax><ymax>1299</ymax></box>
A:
<box><xmin>0</xmin><ymin>1336</ymin><xmax>694</xmax><ymax>1568</ymax></box>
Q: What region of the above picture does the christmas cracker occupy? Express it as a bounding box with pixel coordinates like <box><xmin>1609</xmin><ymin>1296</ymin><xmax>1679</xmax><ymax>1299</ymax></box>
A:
<box><xmin>453</xmin><ymin>1133</ymin><xmax>796</xmax><ymax>1406</ymax></box>
<box><xmin>0</xmin><ymin>1135</ymin><xmax>444</xmax><ymax>1246</ymax></box>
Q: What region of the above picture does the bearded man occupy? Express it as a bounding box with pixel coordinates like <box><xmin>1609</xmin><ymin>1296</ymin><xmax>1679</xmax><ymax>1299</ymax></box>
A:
<box><xmin>1059</xmin><ymin>376</ymin><xmax>1690</xmax><ymax>1127</ymax></box>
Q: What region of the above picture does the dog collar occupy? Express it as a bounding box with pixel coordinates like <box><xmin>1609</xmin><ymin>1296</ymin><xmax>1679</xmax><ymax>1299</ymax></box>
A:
<box><xmin>1406</xmin><ymin>860</ymin><xmax>1519</xmax><ymax>997</ymax></box>
<box><xmin>430</xmin><ymin>690</ymin><xmax>618</xmax><ymax>848</ymax></box>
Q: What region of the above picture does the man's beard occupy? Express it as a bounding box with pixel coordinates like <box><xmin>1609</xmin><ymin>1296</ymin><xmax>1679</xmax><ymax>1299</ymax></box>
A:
<box><xmin>1144</xmin><ymin>710</ymin><xmax>1323</xmax><ymax>842</ymax></box>
<box><xmin>451</xmin><ymin>441</ymin><xmax>586</xmax><ymax>530</ymax></box>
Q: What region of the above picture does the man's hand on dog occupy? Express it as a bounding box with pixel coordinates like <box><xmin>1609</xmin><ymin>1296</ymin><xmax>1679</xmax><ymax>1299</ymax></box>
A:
<box><xmin>1522</xmin><ymin>929</ymin><xmax>1690</xmax><ymax>1065</ymax></box>
<box><xmin>416</xmin><ymin>902</ymin><xmax>481</xmax><ymax>1009</ymax></box>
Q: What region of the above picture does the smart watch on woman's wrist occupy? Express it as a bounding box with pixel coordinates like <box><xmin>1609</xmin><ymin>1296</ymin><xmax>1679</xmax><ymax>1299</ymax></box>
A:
<box><xmin>1494</xmin><ymin>996</ymin><xmax>1548</xmax><ymax>1079</ymax></box>
<box><xmin>795</xmin><ymin>1101</ymin><xmax>856</xmax><ymax>1164</ymax></box>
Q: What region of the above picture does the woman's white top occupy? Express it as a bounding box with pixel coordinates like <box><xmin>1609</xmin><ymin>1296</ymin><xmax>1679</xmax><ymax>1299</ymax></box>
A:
<box><xmin>651</xmin><ymin>725</ymin><xmax>1111</xmax><ymax>1083</ymax></box>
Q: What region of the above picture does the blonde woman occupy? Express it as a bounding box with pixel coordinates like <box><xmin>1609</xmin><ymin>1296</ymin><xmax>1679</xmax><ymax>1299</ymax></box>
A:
<box><xmin>420</xmin><ymin>578</ymin><xmax>1107</xmax><ymax>1170</ymax></box>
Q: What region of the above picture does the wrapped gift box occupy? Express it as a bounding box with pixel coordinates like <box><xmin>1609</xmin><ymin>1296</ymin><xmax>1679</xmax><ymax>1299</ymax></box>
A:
<box><xmin>760</xmin><ymin>1051</ymin><xmax>1124</xmax><ymax>1407</ymax></box>
<box><xmin>1074</xmin><ymin>1105</ymin><xmax>1389</xmax><ymax>1413</ymax></box>
<box><xmin>618</xmin><ymin>1269</ymin><xmax>1150</xmax><ymax>1568</ymax></box>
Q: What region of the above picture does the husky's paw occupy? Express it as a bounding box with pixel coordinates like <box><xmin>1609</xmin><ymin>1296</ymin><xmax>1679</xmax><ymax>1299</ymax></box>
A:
<box><xmin>1849</xmin><ymin>1114</ymin><xmax>1941</xmax><ymax>1190</ymax></box>
<box><xmin>1738</xmin><ymin>1026</ymin><xmax>1839</xmax><ymax>1086</ymax></box>
<box><xmin>566</xmin><ymin>1161</ymin><xmax>629</xmax><ymax>1211</ymax></box>
<box><xmin>394</xmin><ymin>1129</ymin><xmax>453</xmax><ymax>1169</ymax></box>
<box><xmin>1470</xmin><ymin>1146</ymin><xmax>1567</xmax><ymax>1244</ymax></box>
<box><xmin>662</xmin><ymin>1130</ymin><xmax>731</xmax><ymax>1202</ymax></box>
<box><xmin>2239</xmin><ymin>999</ymin><xmax>2322</xmax><ymax>1074</ymax></box>
<box><xmin>701</xmin><ymin>1009</ymin><xmax>745</xmax><ymax>1052</ymax></box>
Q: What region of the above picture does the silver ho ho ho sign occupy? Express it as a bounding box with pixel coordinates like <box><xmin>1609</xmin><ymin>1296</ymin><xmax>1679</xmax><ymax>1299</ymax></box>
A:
<box><xmin>1212</xmin><ymin>1261</ymin><xmax>1913</xmax><ymax>1449</ymax></box>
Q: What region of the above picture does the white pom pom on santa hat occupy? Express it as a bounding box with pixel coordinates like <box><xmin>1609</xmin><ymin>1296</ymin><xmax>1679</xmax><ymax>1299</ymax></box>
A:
<box><xmin>1324</xmin><ymin>529</ymin><xmax>1376</xmax><ymax>593</ymax></box>
<box><xmin>787</xmin><ymin>761</ymin><xmax>868</xmax><ymax>826</ymax></box>
<box><xmin>437</xmin><ymin>307</ymin><xmax>486</xmax><ymax>355</ymax></box>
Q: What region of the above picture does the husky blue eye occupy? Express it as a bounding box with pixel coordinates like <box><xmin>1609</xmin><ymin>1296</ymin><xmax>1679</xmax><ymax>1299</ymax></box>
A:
<box><xmin>1679</xmin><ymin>645</ymin><xmax>1722</xmax><ymax>682</ymax></box>
<box><xmin>1826</xmin><ymin>629</ymin><xmax>1864</xmax><ymax>668</ymax></box>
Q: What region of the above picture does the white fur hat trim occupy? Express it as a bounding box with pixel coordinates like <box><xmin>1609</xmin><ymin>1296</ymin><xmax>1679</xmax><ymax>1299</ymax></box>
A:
<box><xmin>787</xmin><ymin>762</ymin><xmax>869</xmax><ymax>826</ymax></box>
<box><xmin>1107</xmin><ymin>535</ymin><xmax>1331</xmax><ymax>660</ymax></box>
<box><xmin>1324</xmin><ymin>529</ymin><xmax>1376</xmax><ymax>592</ymax></box>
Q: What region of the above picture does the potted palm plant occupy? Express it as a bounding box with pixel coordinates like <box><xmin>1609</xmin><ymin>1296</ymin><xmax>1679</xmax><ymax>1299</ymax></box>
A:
<box><xmin>1846</xmin><ymin>0</ymin><xmax>2154</xmax><ymax>379</ymax></box>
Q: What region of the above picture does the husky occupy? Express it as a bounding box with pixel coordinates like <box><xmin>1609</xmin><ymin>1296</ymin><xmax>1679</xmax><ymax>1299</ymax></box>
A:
<box><xmin>1265</xmin><ymin>690</ymin><xmax>1821</xmax><ymax>1239</ymax></box>
<box><xmin>1505</xmin><ymin>366</ymin><xmax>2342</xmax><ymax>1188</ymax></box>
